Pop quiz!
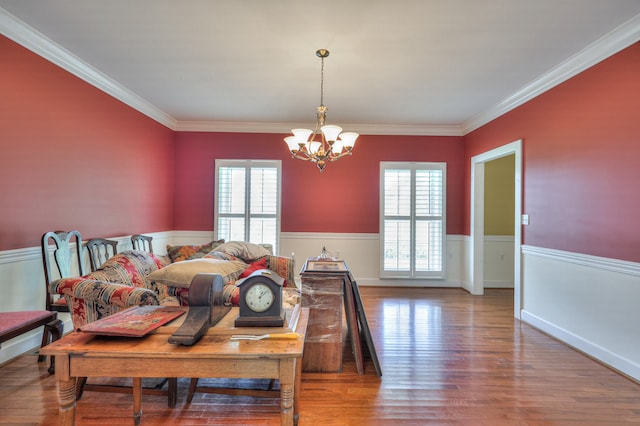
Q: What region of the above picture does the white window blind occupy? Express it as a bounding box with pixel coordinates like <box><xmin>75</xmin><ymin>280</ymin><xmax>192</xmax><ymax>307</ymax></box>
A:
<box><xmin>215</xmin><ymin>160</ymin><xmax>281</xmax><ymax>253</ymax></box>
<box><xmin>380</xmin><ymin>162</ymin><xmax>446</xmax><ymax>279</ymax></box>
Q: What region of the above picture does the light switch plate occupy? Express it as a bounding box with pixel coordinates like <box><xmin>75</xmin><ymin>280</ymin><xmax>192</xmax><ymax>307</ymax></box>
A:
<box><xmin>522</xmin><ymin>214</ymin><xmax>530</xmax><ymax>225</ymax></box>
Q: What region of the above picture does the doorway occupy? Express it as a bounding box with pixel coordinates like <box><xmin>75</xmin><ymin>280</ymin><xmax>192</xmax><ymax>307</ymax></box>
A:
<box><xmin>470</xmin><ymin>140</ymin><xmax>522</xmax><ymax>319</ymax></box>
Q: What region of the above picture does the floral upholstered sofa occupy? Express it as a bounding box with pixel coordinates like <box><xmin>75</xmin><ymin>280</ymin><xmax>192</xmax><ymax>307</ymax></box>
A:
<box><xmin>51</xmin><ymin>241</ymin><xmax>296</xmax><ymax>328</ymax></box>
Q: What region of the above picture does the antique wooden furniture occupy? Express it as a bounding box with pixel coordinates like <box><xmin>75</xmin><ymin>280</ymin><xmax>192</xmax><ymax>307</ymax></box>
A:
<box><xmin>131</xmin><ymin>234</ymin><xmax>153</xmax><ymax>253</ymax></box>
<box><xmin>84</xmin><ymin>238</ymin><xmax>118</xmax><ymax>272</ymax></box>
<box><xmin>41</xmin><ymin>230</ymin><xmax>85</xmax><ymax>312</ymax></box>
<box><xmin>0</xmin><ymin>310</ymin><xmax>63</xmax><ymax>373</ymax></box>
<box><xmin>42</xmin><ymin>307</ymin><xmax>309</xmax><ymax>426</ymax></box>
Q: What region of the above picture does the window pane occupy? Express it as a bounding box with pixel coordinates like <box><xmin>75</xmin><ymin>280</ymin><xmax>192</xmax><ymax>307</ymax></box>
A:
<box><xmin>415</xmin><ymin>220</ymin><xmax>442</xmax><ymax>271</ymax></box>
<box><xmin>250</xmin><ymin>168</ymin><xmax>278</xmax><ymax>214</ymax></box>
<box><xmin>384</xmin><ymin>169</ymin><xmax>411</xmax><ymax>216</ymax></box>
<box><xmin>415</xmin><ymin>169</ymin><xmax>443</xmax><ymax>217</ymax></box>
<box><xmin>383</xmin><ymin>219</ymin><xmax>411</xmax><ymax>271</ymax></box>
<box><xmin>249</xmin><ymin>218</ymin><xmax>277</xmax><ymax>248</ymax></box>
<box><xmin>218</xmin><ymin>167</ymin><xmax>245</xmax><ymax>214</ymax></box>
<box><xmin>217</xmin><ymin>217</ymin><xmax>246</xmax><ymax>242</ymax></box>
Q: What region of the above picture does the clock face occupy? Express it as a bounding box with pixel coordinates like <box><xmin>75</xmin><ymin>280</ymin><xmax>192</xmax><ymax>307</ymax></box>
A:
<box><xmin>245</xmin><ymin>282</ymin><xmax>275</xmax><ymax>313</ymax></box>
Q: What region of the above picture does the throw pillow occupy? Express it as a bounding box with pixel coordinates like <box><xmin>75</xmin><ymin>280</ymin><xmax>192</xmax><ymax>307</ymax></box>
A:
<box><xmin>238</xmin><ymin>257</ymin><xmax>268</xmax><ymax>279</ymax></box>
<box><xmin>214</xmin><ymin>241</ymin><xmax>271</xmax><ymax>262</ymax></box>
<box><xmin>166</xmin><ymin>239</ymin><xmax>225</xmax><ymax>263</ymax></box>
<box><xmin>147</xmin><ymin>258</ymin><xmax>247</xmax><ymax>288</ymax></box>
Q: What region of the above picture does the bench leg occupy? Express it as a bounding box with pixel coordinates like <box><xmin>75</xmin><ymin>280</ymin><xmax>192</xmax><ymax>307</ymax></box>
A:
<box><xmin>186</xmin><ymin>378</ymin><xmax>198</xmax><ymax>403</ymax></box>
<box><xmin>168</xmin><ymin>378</ymin><xmax>178</xmax><ymax>408</ymax></box>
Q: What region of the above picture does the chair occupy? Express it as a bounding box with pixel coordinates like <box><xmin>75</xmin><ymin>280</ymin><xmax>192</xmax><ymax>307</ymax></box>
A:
<box><xmin>41</xmin><ymin>230</ymin><xmax>85</xmax><ymax>312</ymax></box>
<box><xmin>131</xmin><ymin>234</ymin><xmax>153</xmax><ymax>253</ymax></box>
<box><xmin>84</xmin><ymin>238</ymin><xmax>118</xmax><ymax>272</ymax></box>
<box><xmin>0</xmin><ymin>311</ymin><xmax>63</xmax><ymax>374</ymax></box>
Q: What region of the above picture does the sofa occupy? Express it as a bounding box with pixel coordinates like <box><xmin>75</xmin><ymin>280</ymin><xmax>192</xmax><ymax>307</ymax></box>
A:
<box><xmin>51</xmin><ymin>241</ymin><xmax>296</xmax><ymax>329</ymax></box>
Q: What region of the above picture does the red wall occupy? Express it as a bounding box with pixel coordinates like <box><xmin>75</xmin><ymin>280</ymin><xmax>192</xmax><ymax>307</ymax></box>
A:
<box><xmin>173</xmin><ymin>132</ymin><xmax>465</xmax><ymax>234</ymax></box>
<box><xmin>5</xmin><ymin>31</ymin><xmax>637</xmax><ymax>264</ymax></box>
<box><xmin>0</xmin><ymin>36</ymin><xmax>175</xmax><ymax>250</ymax></box>
<box><xmin>464</xmin><ymin>42</ymin><xmax>640</xmax><ymax>262</ymax></box>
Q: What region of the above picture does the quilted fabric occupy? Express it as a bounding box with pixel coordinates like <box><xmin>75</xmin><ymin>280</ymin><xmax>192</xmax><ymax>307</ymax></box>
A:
<box><xmin>50</xmin><ymin>250</ymin><xmax>168</xmax><ymax>328</ymax></box>
<box><xmin>89</xmin><ymin>250</ymin><xmax>170</xmax><ymax>287</ymax></box>
<box><xmin>166</xmin><ymin>240</ymin><xmax>225</xmax><ymax>263</ymax></box>
<box><xmin>53</xmin><ymin>278</ymin><xmax>159</xmax><ymax>327</ymax></box>
<box><xmin>49</xmin><ymin>247</ymin><xmax>296</xmax><ymax>328</ymax></box>
<box><xmin>264</xmin><ymin>255</ymin><xmax>295</xmax><ymax>287</ymax></box>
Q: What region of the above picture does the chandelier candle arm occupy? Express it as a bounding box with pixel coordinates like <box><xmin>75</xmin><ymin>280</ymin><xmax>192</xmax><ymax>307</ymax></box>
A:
<box><xmin>283</xmin><ymin>49</ymin><xmax>359</xmax><ymax>172</ymax></box>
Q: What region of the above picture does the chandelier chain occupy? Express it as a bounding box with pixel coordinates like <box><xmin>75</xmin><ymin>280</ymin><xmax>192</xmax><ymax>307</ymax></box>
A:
<box><xmin>320</xmin><ymin>55</ymin><xmax>325</xmax><ymax>107</ymax></box>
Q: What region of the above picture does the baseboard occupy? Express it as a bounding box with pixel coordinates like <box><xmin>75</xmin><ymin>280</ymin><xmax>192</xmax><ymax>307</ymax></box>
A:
<box><xmin>521</xmin><ymin>310</ymin><xmax>640</xmax><ymax>382</ymax></box>
<box><xmin>356</xmin><ymin>278</ymin><xmax>461</xmax><ymax>288</ymax></box>
<box><xmin>483</xmin><ymin>280</ymin><xmax>514</xmax><ymax>288</ymax></box>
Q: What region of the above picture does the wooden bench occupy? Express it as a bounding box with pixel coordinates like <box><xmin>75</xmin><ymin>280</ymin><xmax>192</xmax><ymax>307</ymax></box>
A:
<box><xmin>0</xmin><ymin>311</ymin><xmax>64</xmax><ymax>373</ymax></box>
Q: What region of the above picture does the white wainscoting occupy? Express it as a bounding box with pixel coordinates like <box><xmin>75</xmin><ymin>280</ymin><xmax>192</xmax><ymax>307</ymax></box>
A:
<box><xmin>484</xmin><ymin>235</ymin><xmax>515</xmax><ymax>288</ymax></box>
<box><xmin>280</xmin><ymin>232</ymin><xmax>466</xmax><ymax>287</ymax></box>
<box><xmin>520</xmin><ymin>245</ymin><xmax>640</xmax><ymax>381</ymax></box>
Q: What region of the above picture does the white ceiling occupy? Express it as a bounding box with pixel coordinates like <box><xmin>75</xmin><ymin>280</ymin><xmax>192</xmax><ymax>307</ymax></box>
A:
<box><xmin>2</xmin><ymin>1</ymin><xmax>639</xmax><ymax>135</ymax></box>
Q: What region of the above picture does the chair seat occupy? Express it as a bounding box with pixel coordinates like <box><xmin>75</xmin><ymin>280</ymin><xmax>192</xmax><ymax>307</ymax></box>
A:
<box><xmin>0</xmin><ymin>311</ymin><xmax>57</xmax><ymax>343</ymax></box>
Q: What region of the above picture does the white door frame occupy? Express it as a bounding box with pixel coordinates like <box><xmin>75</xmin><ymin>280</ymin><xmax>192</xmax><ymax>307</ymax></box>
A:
<box><xmin>470</xmin><ymin>139</ymin><xmax>523</xmax><ymax>319</ymax></box>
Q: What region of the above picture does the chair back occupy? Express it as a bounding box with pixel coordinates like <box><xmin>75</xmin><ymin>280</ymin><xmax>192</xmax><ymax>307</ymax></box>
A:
<box><xmin>41</xmin><ymin>230</ymin><xmax>84</xmax><ymax>312</ymax></box>
<box><xmin>85</xmin><ymin>238</ymin><xmax>118</xmax><ymax>272</ymax></box>
<box><xmin>131</xmin><ymin>234</ymin><xmax>153</xmax><ymax>253</ymax></box>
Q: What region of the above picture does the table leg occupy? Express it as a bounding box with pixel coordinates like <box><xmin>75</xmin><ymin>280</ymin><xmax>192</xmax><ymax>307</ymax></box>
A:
<box><xmin>55</xmin><ymin>355</ymin><xmax>76</xmax><ymax>426</ymax></box>
<box><xmin>133</xmin><ymin>377</ymin><xmax>142</xmax><ymax>425</ymax></box>
<box><xmin>280</xmin><ymin>358</ymin><xmax>295</xmax><ymax>426</ymax></box>
<box><xmin>294</xmin><ymin>356</ymin><xmax>302</xmax><ymax>425</ymax></box>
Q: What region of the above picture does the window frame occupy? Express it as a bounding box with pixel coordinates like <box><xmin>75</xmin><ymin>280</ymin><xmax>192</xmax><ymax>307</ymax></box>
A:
<box><xmin>214</xmin><ymin>159</ymin><xmax>282</xmax><ymax>253</ymax></box>
<box><xmin>379</xmin><ymin>161</ymin><xmax>447</xmax><ymax>280</ymax></box>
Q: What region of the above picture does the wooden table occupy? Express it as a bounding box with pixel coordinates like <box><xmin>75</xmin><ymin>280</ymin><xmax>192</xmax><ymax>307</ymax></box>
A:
<box><xmin>41</xmin><ymin>306</ymin><xmax>309</xmax><ymax>426</ymax></box>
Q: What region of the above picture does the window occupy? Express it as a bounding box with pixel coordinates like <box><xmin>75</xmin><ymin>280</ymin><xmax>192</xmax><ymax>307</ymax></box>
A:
<box><xmin>214</xmin><ymin>160</ymin><xmax>281</xmax><ymax>253</ymax></box>
<box><xmin>380</xmin><ymin>162</ymin><xmax>446</xmax><ymax>279</ymax></box>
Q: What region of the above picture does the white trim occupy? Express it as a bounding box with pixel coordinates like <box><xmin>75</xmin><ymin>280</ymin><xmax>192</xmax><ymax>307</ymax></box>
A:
<box><xmin>463</xmin><ymin>14</ymin><xmax>640</xmax><ymax>134</ymax></box>
<box><xmin>521</xmin><ymin>310</ymin><xmax>640</xmax><ymax>382</ymax></box>
<box><xmin>357</xmin><ymin>278</ymin><xmax>461</xmax><ymax>288</ymax></box>
<box><xmin>471</xmin><ymin>140</ymin><xmax>522</xmax><ymax>317</ymax></box>
<box><xmin>0</xmin><ymin>246</ymin><xmax>40</xmax><ymax>264</ymax></box>
<box><xmin>522</xmin><ymin>245</ymin><xmax>640</xmax><ymax>278</ymax></box>
<box><xmin>175</xmin><ymin>121</ymin><xmax>464</xmax><ymax>136</ymax></box>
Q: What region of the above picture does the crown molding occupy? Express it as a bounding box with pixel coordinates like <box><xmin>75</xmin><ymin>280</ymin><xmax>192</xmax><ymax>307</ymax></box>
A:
<box><xmin>462</xmin><ymin>13</ymin><xmax>640</xmax><ymax>135</ymax></box>
<box><xmin>1</xmin><ymin>8</ymin><xmax>177</xmax><ymax>129</ymax></box>
<box><xmin>175</xmin><ymin>120</ymin><xmax>464</xmax><ymax>136</ymax></box>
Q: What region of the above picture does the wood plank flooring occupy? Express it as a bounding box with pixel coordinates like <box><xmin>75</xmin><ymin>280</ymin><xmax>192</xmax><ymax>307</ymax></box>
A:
<box><xmin>1</xmin><ymin>287</ymin><xmax>639</xmax><ymax>425</ymax></box>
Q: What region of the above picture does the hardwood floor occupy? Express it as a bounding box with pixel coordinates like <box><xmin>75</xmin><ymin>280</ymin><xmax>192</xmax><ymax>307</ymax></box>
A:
<box><xmin>1</xmin><ymin>287</ymin><xmax>638</xmax><ymax>425</ymax></box>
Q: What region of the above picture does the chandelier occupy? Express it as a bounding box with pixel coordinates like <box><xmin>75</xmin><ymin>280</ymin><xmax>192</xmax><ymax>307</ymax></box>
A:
<box><xmin>284</xmin><ymin>49</ymin><xmax>359</xmax><ymax>172</ymax></box>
